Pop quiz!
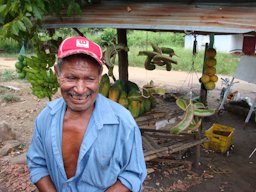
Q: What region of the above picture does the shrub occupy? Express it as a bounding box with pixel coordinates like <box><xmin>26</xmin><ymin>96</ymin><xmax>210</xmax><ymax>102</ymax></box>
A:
<box><xmin>0</xmin><ymin>70</ymin><xmax>19</xmax><ymax>82</ymax></box>
<box><xmin>0</xmin><ymin>94</ymin><xmax>21</xmax><ymax>103</ymax></box>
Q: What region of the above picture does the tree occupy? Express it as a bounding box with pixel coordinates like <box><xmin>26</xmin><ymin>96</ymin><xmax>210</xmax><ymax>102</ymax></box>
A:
<box><xmin>0</xmin><ymin>0</ymin><xmax>85</xmax><ymax>100</ymax></box>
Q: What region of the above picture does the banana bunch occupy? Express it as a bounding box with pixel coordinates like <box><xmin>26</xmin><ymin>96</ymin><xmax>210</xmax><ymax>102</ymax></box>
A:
<box><xmin>23</xmin><ymin>51</ymin><xmax>58</xmax><ymax>100</ymax></box>
<box><xmin>200</xmin><ymin>48</ymin><xmax>218</xmax><ymax>90</ymax></box>
<box><xmin>103</xmin><ymin>44</ymin><xmax>129</xmax><ymax>78</ymax></box>
<box><xmin>15</xmin><ymin>54</ymin><xmax>28</xmax><ymax>79</ymax></box>
<box><xmin>170</xmin><ymin>97</ymin><xmax>216</xmax><ymax>134</ymax></box>
<box><xmin>138</xmin><ymin>42</ymin><xmax>177</xmax><ymax>71</ymax></box>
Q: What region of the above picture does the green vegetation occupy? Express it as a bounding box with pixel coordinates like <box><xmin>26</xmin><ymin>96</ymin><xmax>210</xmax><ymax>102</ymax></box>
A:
<box><xmin>0</xmin><ymin>69</ymin><xmax>19</xmax><ymax>82</ymax></box>
<box><xmin>0</xmin><ymin>94</ymin><xmax>21</xmax><ymax>103</ymax></box>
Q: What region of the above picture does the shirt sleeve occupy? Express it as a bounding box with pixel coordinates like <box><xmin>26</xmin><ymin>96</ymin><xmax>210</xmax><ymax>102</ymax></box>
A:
<box><xmin>118</xmin><ymin>126</ymin><xmax>147</xmax><ymax>192</ymax></box>
<box><xmin>26</xmin><ymin>118</ymin><xmax>50</xmax><ymax>184</ymax></box>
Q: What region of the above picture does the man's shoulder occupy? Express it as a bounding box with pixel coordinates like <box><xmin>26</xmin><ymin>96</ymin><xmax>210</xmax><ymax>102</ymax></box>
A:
<box><xmin>98</xmin><ymin>94</ymin><xmax>131</xmax><ymax>115</ymax></box>
<box><xmin>97</xmin><ymin>94</ymin><xmax>137</xmax><ymax>127</ymax></box>
<box><xmin>38</xmin><ymin>97</ymin><xmax>65</xmax><ymax>118</ymax></box>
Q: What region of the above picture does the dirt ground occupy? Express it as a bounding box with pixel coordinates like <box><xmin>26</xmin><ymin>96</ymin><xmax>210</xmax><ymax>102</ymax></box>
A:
<box><xmin>0</xmin><ymin>57</ymin><xmax>256</xmax><ymax>192</ymax></box>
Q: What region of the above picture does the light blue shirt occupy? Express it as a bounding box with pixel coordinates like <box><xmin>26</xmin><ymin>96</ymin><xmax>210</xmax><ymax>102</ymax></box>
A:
<box><xmin>27</xmin><ymin>94</ymin><xmax>147</xmax><ymax>192</ymax></box>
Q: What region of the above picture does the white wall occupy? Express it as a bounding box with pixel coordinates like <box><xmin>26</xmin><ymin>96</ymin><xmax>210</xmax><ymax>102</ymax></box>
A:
<box><xmin>184</xmin><ymin>34</ymin><xmax>243</xmax><ymax>53</ymax></box>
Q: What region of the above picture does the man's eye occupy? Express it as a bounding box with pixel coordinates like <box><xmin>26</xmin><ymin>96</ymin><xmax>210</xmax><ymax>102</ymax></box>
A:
<box><xmin>86</xmin><ymin>77</ymin><xmax>95</xmax><ymax>82</ymax></box>
<box><xmin>67</xmin><ymin>76</ymin><xmax>76</xmax><ymax>80</ymax></box>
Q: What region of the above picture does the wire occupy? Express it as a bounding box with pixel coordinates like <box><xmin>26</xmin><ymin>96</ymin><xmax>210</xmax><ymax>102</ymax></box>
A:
<box><xmin>181</xmin><ymin>34</ymin><xmax>200</xmax><ymax>97</ymax></box>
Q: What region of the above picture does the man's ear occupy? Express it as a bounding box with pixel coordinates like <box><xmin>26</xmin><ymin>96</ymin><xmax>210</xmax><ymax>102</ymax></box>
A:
<box><xmin>98</xmin><ymin>73</ymin><xmax>102</xmax><ymax>83</ymax></box>
<box><xmin>53</xmin><ymin>64</ymin><xmax>59</xmax><ymax>77</ymax></box>
<box><xmin>53</xmin><ymin>64</ymin><xmax>62</xmax><ymax>84</ymax></box>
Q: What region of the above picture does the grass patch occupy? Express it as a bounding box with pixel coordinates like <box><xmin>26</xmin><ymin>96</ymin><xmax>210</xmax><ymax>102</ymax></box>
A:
<box><xmin>0</xmin><ymin>69</ymin><xmax>19</xmax><ymax>82</ymax></box>
<box><xmin>0</xmin><ymin>94</ymin><xmax>21</xmax><ymax>103</ymax></box>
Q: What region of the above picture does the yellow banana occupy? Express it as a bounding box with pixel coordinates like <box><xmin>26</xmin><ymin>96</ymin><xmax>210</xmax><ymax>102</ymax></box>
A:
<box><xmin>193</xmin><ymin>108</ymin><xmax>216</xmax><ymax>117</ymax></box>
<box><xmin>153</xmin><ymin>54</ymin><xmax>178</xmax><ymax>64</ymax></box>
<box><xmin>138</xmin><ymin>51</ymin><xmax>158</xmax><ymax>58</ymax></box>
<box><xmin>188</xmin><ymin>117</ymin><xmax>202</xmax><ymax>131</ymax></box>
<box><xmin>170</xmin><ymin>101</ymin><xmax>194</xmax><ymax>134</ymax></box>
<box><xmin>193</xmin><ymin>102</ymin><xmax>205</xmax><ymax>109</ymax></box>
<box><xmin>144</xmin><ymin>56</ymin><xmax>156</xmax><ymax>70</ymax></box>
<box><xmin>160</xmin><ymin>47</ymin><xmax>176</xmax><ymax>57</ymax></box>
<box><xmin>104</xmin><ymin>44</ymin><xmax>129</xmax><ymax>67</ymax></box>
<box><xmin>150</xmin><ymin>42</ymin><xmax>162</xmax><ymax>54</ymax></box>
<box><xmin>175</xmin><ymin>97</ymin><xmax>188</xmax><ymax>111</ymax></box>
<box><xmin>165</xmin><ymin>61</ymin><xmax>172</xmax><ymax>71</ymax></box>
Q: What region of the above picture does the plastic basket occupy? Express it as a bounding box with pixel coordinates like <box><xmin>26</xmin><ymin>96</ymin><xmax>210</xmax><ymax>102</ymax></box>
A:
<box><xmin>203</xmin><ymin>123</ymin><xmax>235</xmax><ymax>153</ymax></box>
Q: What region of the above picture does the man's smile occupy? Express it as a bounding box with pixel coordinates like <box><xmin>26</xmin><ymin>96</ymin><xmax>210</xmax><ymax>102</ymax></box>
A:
<box><xmin>68</xmin><ymin>91</ymin><xmax>93</xmax><ymax>101</ymax></box>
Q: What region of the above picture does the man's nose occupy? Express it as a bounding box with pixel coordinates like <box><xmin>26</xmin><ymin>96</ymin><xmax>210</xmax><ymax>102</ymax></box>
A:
<box><xmin>74</xmin><ymin>80</ymin><xmax>87</xmax><ymax>94</ymax></box>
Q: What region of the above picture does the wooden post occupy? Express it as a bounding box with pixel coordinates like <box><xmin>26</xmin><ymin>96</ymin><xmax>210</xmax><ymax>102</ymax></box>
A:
<box><xmin>194</xmin><ymin>131</ymin><xmax>201</xmax><ymax>168</ymax></box>
<box><xmin>117</xmin><ymin>28</ymin><xmax>129</xmax><ymax>82</ymax></box>
<box><xmin>195</xmin><ymin>43</ymin><xmax>209</xmax><ymax>168</ymax></box>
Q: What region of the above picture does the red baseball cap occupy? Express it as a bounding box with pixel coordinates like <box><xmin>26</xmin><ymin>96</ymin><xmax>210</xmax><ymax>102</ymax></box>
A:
<box><xmin>58</xmin><ymin>36</ymin><xmax>103</xmax><ymax>65</ymax></box>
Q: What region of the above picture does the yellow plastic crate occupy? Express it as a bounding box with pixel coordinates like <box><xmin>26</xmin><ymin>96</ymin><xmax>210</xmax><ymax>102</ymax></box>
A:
<box><xmin>203</xmin><ymin>123</ymin><xmax>235</xmax><ymax>153</ymax></box>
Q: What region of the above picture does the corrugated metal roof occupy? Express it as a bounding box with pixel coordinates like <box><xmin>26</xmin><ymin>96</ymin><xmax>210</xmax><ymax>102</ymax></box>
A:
<box><xmin>42</xmin><ymin>1</ymin><xmax>256</xmax><ymax>34</ymax></box>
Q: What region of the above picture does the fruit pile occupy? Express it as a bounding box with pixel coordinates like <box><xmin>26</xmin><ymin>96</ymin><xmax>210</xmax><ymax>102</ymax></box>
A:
<box><xmin>99</xmin><ymin>74</ymin><xmax>163</xmax><ymax>118</ymax></box>
<box><xmin>200</xmin><ymin>48</ymin><xmax>218</xmax><ymax>90</ymax></box>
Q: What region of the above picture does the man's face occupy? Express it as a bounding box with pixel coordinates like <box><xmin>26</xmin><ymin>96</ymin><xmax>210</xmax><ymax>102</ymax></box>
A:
<box><xmin>56</xmin><ymin>56</ymin><xmax>101</xmax><ymax>112</ymax></box>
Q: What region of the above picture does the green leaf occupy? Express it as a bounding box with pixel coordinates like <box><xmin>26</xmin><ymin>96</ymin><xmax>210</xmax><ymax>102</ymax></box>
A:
<box><xmin>9</xmin><ymin>1</ymin><xmax>19</xmax><ymax>14</ymax></box>
<box><xmin>35</xmin><ymin>0</ymin><xmax>45</xmax><ymax>11</ymax></box>
<box><xmin>17</xmin><ymin>20</ymin><xmax>26</xmax><ymax>31</ymax></box>
<box><xmin>25</xmin><ymin>3</ymin><xmax>32</xmax><ymax>12</ymax></box>
<box><xmin>74</xmin><ymin>2</ymin><xmax>82</xmax><ymax>15</ymax></box>
<box><xmin>0</xmin><ymin>4</ymin><xmax>7</xmax><ymax>14</ymax></box>
<box><xmin>22</xmin><ymin>16</ymin><xmax>33</xmax><ymax>28</ymax></box>
<box><xmin>31</xmin><ymin>4</ymin><xmax>43</xmax><ymax>20</ymax></box>
<box><xmin>67</xmin><ymin>2</ymin><xmax>75</xmax><ymax>16</ymax></box>
<box><xmin>11</xmin><ymin>23</ymin><xmax>19</xmax><ymax>35</ymax></box>
<box><xmin>67</xmin><ymin>2</ymin><xmax>81</xmax><ymax>16</ymax></box>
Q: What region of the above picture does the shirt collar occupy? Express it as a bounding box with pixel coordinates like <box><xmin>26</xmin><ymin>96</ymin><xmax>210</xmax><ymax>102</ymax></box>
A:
<box><xmin>93</xmin><ymin>94</ymin><xmax>119</xmax><ymax>127</ymax></box>
<box><xmin>46</xmin><ymin>95</ymin><xmax>119</xmax><ymax>126</ymax></box>
<box><xmin>47</xmin><ymin>98</ymin><xmax>65</xmax><ymax>115</ymax></box>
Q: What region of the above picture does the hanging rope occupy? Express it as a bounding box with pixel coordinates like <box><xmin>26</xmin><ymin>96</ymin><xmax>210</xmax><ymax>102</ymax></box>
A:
<box><xmin>181</xmin><ymin>34</ymin><xmax>200</xmax><ymax>98</ymax></box>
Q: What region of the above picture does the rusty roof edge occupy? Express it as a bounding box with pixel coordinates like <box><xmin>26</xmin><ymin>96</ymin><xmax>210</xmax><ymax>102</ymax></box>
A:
<box><xmin>41</xmin><ymin>1</ymin><xmax>256</xmax><ymax>35</ymax></box>
<box><xmin>42</xmin><ymin>23</ymin><xmax>255</xmax><ymax>35</ymax></box>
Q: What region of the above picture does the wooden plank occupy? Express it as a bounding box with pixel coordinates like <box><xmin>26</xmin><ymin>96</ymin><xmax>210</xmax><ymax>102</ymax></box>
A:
<box><xmin>142</xmin><ymin>136</ymin><xmax>155</xmax><ymax>151</ymax></box>
<box><xmin>43</xmin><ymin>2</ymin><xmax>256</xmax><ymax>34</ymax></box>
<box><xmin>143</xmin><ymin>134</ymin><xmax>161</xmax><ymax>149</ymax></box>
<box><xmin>144</xmin><ymin>137</ymin><xmax>208</xmax><ymax>161</ymax></box>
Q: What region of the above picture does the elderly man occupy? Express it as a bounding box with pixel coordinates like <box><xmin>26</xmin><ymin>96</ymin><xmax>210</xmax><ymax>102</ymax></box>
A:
<box><xmin>27</xmin><ymin>36</ymin><xmax>147</xmax><ymax>192</ymax></box>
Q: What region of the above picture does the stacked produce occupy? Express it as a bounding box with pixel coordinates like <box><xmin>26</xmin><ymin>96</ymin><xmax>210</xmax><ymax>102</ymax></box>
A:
<box><xmin>15</xmin><ymin>51</ymin><xmax>58</xmax><ymax>100</ymax></box>
<box><xmin>200</xmin><ymin>48</ymin><xmax>218</xmax><ymax>90</ymax></box>
<box><xmin>138</xmin><ymin>42</ymin><xmax>177</xmax><ymax>71</ymax></box>
<box><xmin>15</xmin><ymin>54</ymin><xmax>28</xmax><ymax>79</ymax></box>
<box><xmin>170</xmin><ymin>97</ymin><xmax>216</xmax><ymax>134</ymax></box>
<box><xmin>99</xmin><ymin>74</ymin><xmax>164</xmax><ymax>118</ymax></box>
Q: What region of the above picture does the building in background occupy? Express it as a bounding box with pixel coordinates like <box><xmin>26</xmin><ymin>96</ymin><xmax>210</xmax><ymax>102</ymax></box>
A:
<box><xmin>184</xmin><ymin>34</ymin><xmax>244</xmax><ymax>54</ymax></box>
